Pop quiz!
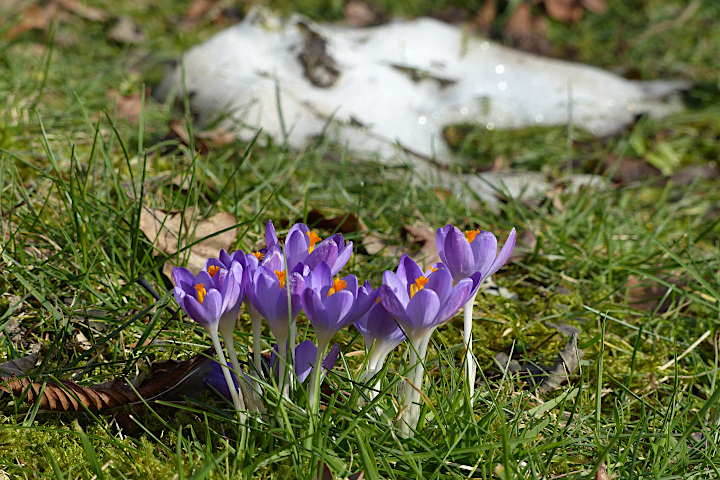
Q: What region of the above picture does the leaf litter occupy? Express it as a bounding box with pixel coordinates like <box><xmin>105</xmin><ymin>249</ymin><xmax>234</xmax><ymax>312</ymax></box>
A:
<box><xmin>0</xmin><ymin>349</ymin><xmax>215</xmax><ymax>412</ymax></box>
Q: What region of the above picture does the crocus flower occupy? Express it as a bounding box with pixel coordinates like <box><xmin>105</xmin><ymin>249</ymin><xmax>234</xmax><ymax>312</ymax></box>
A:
<box><xmin>302</xmin><ymin>262</ymin><xmax>376</xmax><ymax>410</ymax></box>
<box><xmin>270</xmin><ymin>340</ymin><xmax>340</xmax><ymax>384</ymax></box>
<box><xmin>380</xmin><ymin>253</ymin><xmax>475</xmax><ymax>434</ymax></box>
<box><xmin>354</xmin><ymin>301</ymin><xmax>406</xmax><ymax>398</ymax></box>
<box><xmin>173</xmin><ymin>266</ymin><xmax>246</xmax><ymax>413</ymax></box>
<box><xmin>436</xmin><ymin>225</ymin><xmax>516</xmax><ymax>400</ymax></box>
<box><xmin>284</xmin><ymin>223</ymin><xmax>353</xmax><ymax>275</ymax></box>
<box><xmin>246</xmin><ymin>246</ymin><xmax>306</xmax><ymax>392</ymax></box>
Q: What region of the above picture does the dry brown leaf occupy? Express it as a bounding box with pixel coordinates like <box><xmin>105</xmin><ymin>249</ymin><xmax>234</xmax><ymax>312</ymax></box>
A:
<box><xmin>0</xmin><ymin>353</ymin><xmax>38</xmax><ymax>378</ymax></box>
<box><xmin>543</xmin><ymin>0</ymin><xmax>584</xmax><ymax>22</ymax></box>
<box><xmin>595</xmin><ymin>462</ymin><xmax>611</xmax><ymax>480</ymax></box>
<box><xmin>186</xmin><ymin>0</ymin><xmax>217</xmax><ymax>21</ymax></box>
<box><xmin>582</xmin><ymin>0</ymin><xmax>607</xmax><ymax>14</ymax></box>
<box><xmin>304</xmin><ymin>208</ymin><xmax>389</xmax><ymax>256</ymax></box>
<box><xmin>343</xmin><ymin>1</ymin><xmax>384</xmax><ymax>27</ymax></box>
<box><xmin>625</xmin><ymin>275</ymin><xmax>687</xmax><ymax>313</ymax></box>
<box><xmin>402</xmin><ymin>224</ymin><xmax>441</xmax><ymax>268</ymax></box>
<box><xmin>58</xmin><ymin>0</ymin><xmax>107</xmax><ymax>21</ymax></box>
<box><xmin>602</xmin><ymin>155</ymin><xmax>662</xmax><ymax>184</ymax></box>
<box><xmin>0</xmin><ymin>350</ymin><xmax>213</xmax><ymax>411</ymax></box>
<box><xmin>108</xmin><ymin>16</ymin><xmax>147</xmax><ymax>45</ymax></box>
<box><xmin>139</xmin><ymin>206</ymin><xmax>238</xmax><ymax>277</ymax></box>
<box><xmin>3</xmin><ymin>2</ymin><xmax>64</xmax><ymax>40</ymax></box>
<box><xmin>108</xmin><ymin>89</ymin><xmax>149</xmax><ymax>124</ymax></box>
<box><xmin>503</xmin><ymin>3</ymin><xmax>554</xmax><ymax>56</ymax></box>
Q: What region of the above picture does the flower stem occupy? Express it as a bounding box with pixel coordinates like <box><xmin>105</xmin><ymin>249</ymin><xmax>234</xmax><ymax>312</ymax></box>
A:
<box><xmin>209</xmin><ymin>330</ymin><xmax>243</xmax><ymax>418</ymax></box>
<box><xmin>249</xmin><ymin>303</ymin><xmax>263</xmax><ymax>377</ymax></box>
<box><xmin>306</xmin><ymin>338</ymin><xmax>328</xmax><ymax>451</ymax></box>
<box><xmin>463</xmin><ymin>294</ymin><xmax>478</xmax><ymax>401</ymax></box>
<box><xmin>218</xmin><ymin>322</ymin><xmax>249</xmax><ymax>413</ymax></box>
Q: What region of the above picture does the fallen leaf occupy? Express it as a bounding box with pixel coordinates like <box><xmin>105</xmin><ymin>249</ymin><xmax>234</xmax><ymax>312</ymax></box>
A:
<box><xmin>602</xmin><ymin>155</ymin><xmax>662</xmax><ymax>184</ymax></box>
<box><xmin>0</xmin><ymin>350</ymin><xmax>213</xmax><ymax>411</ymax></box>
<box><xmin>3</xmin><ymin>2</ymin><xmax>64</xmax><ymax>40</ymax></box>
<box><xmin>303</xmin><ymin>209</ymin><xmax>388</xmax><ymax>256</ymax></box>
<box><xmin>670</xmin><ymin>165</ymin><xmax>720</xmax><ymax>187</ymax></box>
<box><xmin>139</xmin><ymin>206</ymin><xmax>238</xmax><ymax>278</ymax></box>
<box><xmin>503</xmin><ymin>3</ymin><xmax>554</xmax><ymax>57</ymax></box>
<box><xmin>347</xmin><ymin>473</ymin><xmax>365</xmax><ymax>480</ymax></box>
<box><xmin>401</xmin><ymin>225</ymin><xmax>441</xmax><ymax>268</ymax></box>
<box><xmin>58</xmin><ymin>0</ymin><xmax>107</xmax><ymax>22</ymax></box>
<box><xmin>109</xmin><ymin>89</ymin><xmax>149</xmax><ymax>124</ymax></box>
<box><xmin>595</xmin><ymin>462</ymin><xmax>611</xmax><ymax>480</ymax></box>
<box><xmin>582</xmin><ymin>0</ymin><xmax>608</xmax><ymax>14</ymax></box>
<box><xmin>0</xmin><ymin>353</ymin><xmax>38</xmax><ymax>377</ymax></box>
<box><xmin>186</xmin><ymin>0</ymin><xmax>217</xmax><ymax>22</ymax></box>
<box><xmin>108</xmin><ymin>16</ymin><xmax>147</xmax><ymax>45</ymax></box>
<box><xmin>625</xmin><ymin>275</ymin><xmax>687</xmax><ymax>313</ymax></box>
<box><xmin>491</xmin><ymin>333</ymin><xmax>584</xmax><ymax>393</ymax></box>
<box><xmin>343</xmin><ymin>1</ymin><xmax>384</xmax><ymax>27</ymax></box>
<box><xmin>543</xmin><ymin>0</ymin><xmax>584</xmax><ymax>23</ymax></box>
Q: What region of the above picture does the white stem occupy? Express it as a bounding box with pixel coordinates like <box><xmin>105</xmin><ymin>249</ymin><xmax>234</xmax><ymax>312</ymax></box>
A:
<box><xmin>463</xmin><ymin>295</ymin><xmax>478</xmax><ymax>401</ymax></box>
<box><xmin>249</xmin><ymin>304</ymin><xmax>263</xmax><ymax>376</ymax></box>
<box><xmin>218</xmin><ymin>322</ymin><xmax>247</xmax><ymax>413</ymax></box>
<box><xmin>208</xmin><ymin>330</ymin><xmax>243</xmax><ymax>418</ymax></box>
<box><xmin>399</xmin><ymin>343</ymin><xmax>419</xmax><ymax>437</ymax></box>
<box><xmin>405</xmin><ymin>331</ymin><xmax>433</xmax><ymax>431</ymax></box>
<box><xmin>275</xmin><ymin>333</ymin><xmax>289</xmax><ymax>397</ymax></box>
<box><xmin>308</xmin><ymin>339</ymin><xmax>328</xmax><ymax>410</ymax></box>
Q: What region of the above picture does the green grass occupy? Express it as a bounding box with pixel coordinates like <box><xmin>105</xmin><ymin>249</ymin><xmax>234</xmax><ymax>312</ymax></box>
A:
<box><xmin>1</xmin><ymin>0</ymin><xmax>720</xmax><ymax>478</ymax></box>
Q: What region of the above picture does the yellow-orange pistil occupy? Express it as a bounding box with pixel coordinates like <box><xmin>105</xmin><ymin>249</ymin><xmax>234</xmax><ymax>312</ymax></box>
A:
<box><xmin>307</xmin><ymin>231</ymin><xmax>322</xmax><ymax>253</ymax></box>
<box><xmin>410</xmin><ymin>276</ymin><xmax>429</xmax><ymax>298</ymax></box>
<box><xmin>253</xmin><ymin>250</ymin><xmax>265</xmax><ymax>261</ymax></box>
<box><xmin>208</xmin><ymin>265</ymin><xmax>221</xmax><ymax>278</ymax></box>
<box><xmin>327</xmin><ymin>278</ymin><xmax>347</xmax><ymax>297</ymax></box>
<box><xmin>275</xmin><ymin>270</ymin><xmax>287</xmax><ymax>289</ymax></box>
<box><xmin>195</xmin><ymin>284</ymin><xmax>207</xmax><ymax>304</ymax></box>
<box><xmin>465</xmin><ymin>229</ymin><xmax>481</xmax><ymax>244</ymax></box>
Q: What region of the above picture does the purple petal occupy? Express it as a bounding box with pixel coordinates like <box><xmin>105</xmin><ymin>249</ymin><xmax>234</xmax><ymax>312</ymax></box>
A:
<box><xmin>405</xmin><ymin>289</ymin><xmax>441</xmax><ymax>331</ymax></box>
<box><xmin>303</xmin><ymin>289</ymin><xmax>330</xmax><ymax>330</ymax></box>
<box><xmin>436</xmin><ymin>278</ymin><xmax>473</xmax><ymax>325</ymax></box>
<box><xmin>379</xmin><ymin>285</ymin><xmax>411</xmax><ymax>326</ymax></box>
<box><xmin>382</xmin><ymin>270</ymin><xmax>409</xmax><ymax>306</ymax></box>
<box><xmin>306</xmin><ymin>239</ymin><xmax>338</xmax><ymax>271</ymax></box>
<box><xmin>285</xmin><ymin>228</ymin><xmax>309</xmax><ymax>271</ymax></box>
<box><xmin>295</xmin><ymin>340</ymin><xmax>317</xmax><ymax>383</ymax></box>
<box><xmin>266</xmin><ymin>219</ymin><xmax>279</xmax><ymax>249</ymax></box>
<box><xmin>426</xmin><ymin>268</ymin><xmax>452</xmax><ymax>305</ymax></box>
<box><xmin>487</xmin><ymin>228</ymin><xmax>517</xmax><ymax>277</ymax></box>
<box><xmin>324</xmin><ymin>290</ymin><xmax>354</xmax><ymax>328</ymax></box>
<box><xmin>471</xmin><ymin>231</ymin><xmax>498</xmax><ymax>278</ymax></box>
<box><xmin>172</xmin><ymin>266</ymin><xmax>196</xmax><ymax>291</ymax></box>
<box><xmin>323</xmin><ymin>344</ymin><xmax>340</xmax><ymax>371</ymax></box>
<box><xmin>435</xmin><ymin>225</ymin><xmax>453</xmax><ymax>265</ymax></box>
<box><xmin>332</xmin><ymin>240</ymin><xmax>353</xmax><ymax>276</ymax></box>
<box><xmin>218</xmin><ymin>249</ymin><xmax>232</xmax><ymax>268</ymax></box>
<box><xmin>443</xmin><ymin>227</ymin><xmax>475</xmax><ymax>281</ymax></box>
<box><xmin>262</xmin><ymin>246</ymin><xmax>285</xmax><ymax>272</ymax></box>
<box><xmin>400</xmin><ymin>254</ymin><xmax>424</xmax><ymax>288</ymax></box>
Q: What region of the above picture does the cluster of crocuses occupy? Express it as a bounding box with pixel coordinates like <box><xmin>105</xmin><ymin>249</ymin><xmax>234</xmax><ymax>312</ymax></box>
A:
<box><xmin>172</xmin><ymin>220</ymin><xmax>515</xmax><ymax>432</ymax></box>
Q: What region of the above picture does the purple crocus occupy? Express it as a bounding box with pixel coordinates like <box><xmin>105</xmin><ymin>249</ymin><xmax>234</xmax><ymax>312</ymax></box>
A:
<box><xmin>270</xmin><ymin>340</ymin><xmax>340</xmax><ymax>384</ymax></box>
<box><xmin>436</xmin><ymin>225</ymin><xmax>516</xmax><ymax>400</ymax></box>
<box><xmin>379</xmin><ymin>253</ymin><xmax>475</xmax><ymax>434</ymax></box>
<box><xmin>354</xmin><ymin>301</ymin><xmax>406</xmax><ymax>402</ymax></box>
<box><xmin>173</xmin><ymin>265</ymin><xmax>246</xmax><ymax>413</ymax></box>
<box><xmin>301</xmin><ymin>262</ymin><xmax>376</xmax><ymax>410</ymax></box>
<box><xmin>246</xmin><ymin>246</ymin><xmax>306</xmax><ymax>392</ymax></box>
<box><xmin>284</xmin><ymin>222</ymin><xmax>353</xmax><ymax>275</ymax></box>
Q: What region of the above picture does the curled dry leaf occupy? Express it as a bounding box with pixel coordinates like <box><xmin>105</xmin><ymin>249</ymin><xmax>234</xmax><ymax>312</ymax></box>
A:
<box><xmin>0</xmin><ymin>350</ymin><xmax>213</xmax><ymax>411</ymax></box>
<box><xmin>492</xmin><ymin>333</ymin><xmax>584</xmax><ymax>393</ymax></box>
<box><xmin>139</xmin><ymin>206</ymin><xmax>238</xmax><ymax>278</ymax></box>
<box><xmin>109</xmin><ymin>16</ymin><xmax>147</xmax><ymax>45</ymax></box>
<box><xmin>625</xmin><ymin>274</ymin><xmax>687</xmax><ymax>313</ymax></box>
<box><xmin>0</xmin><ymin>353</ymin><xmax>38</xmax><ymax>378</ymax></box>
<box><xmin>595</xmin><ymin>462</ymin><xmax>611</xmax><ymax>480</ymax></box>
<box><xmin>401</xmin><ymin>224</ymin><xmax>441</xmax><ymax>268</ymax></box>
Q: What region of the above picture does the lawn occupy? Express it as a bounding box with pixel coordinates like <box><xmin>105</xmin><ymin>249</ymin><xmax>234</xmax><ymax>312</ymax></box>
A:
<box><xmin>1</xmin><ymin>0</ymin><xmax>719</xmax><ymax>478</ymax></box>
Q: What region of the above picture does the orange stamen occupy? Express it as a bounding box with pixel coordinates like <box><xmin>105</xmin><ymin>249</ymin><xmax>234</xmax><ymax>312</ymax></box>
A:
<box><xmin>410</xmin><ymin>276</ymin><xmax>429</xmax><ymax>298</ymax></box>
<box><xmin>207</xmin><ymin>265</ymin><xmax>221</xmax><ymax>278</ymax></box>
<box><xmin>465</xmin><ymin>229</ymin><xmax>481</xmax><ymax>244</ymax></box>
<box><xmin>428</xmin><ymin>265</ymin><xmax>438</xmax><ymax>273</ymax></box>
<box><xmin>195</xmin><ymin>284</ymin><xmax>207</xmax><ymax>304</ymax></box>
<box><xmin>253</xmin><ymin>250</ymin><xmax>265</xmax><ymax>261</ymax></box>
<box><xmin>275</xmin><ymin>270</ymin><xmax>287</xmax><ymax>289</ymax></box>
<box><xmin>327</xmin><ymin>278</ymin><xmax>347</xmax><ymax>297</ymax></box>
<box><xmin>307</xmin><ymin>231</ymin><xmax>321</xmax><ymax>253</ymax></box>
